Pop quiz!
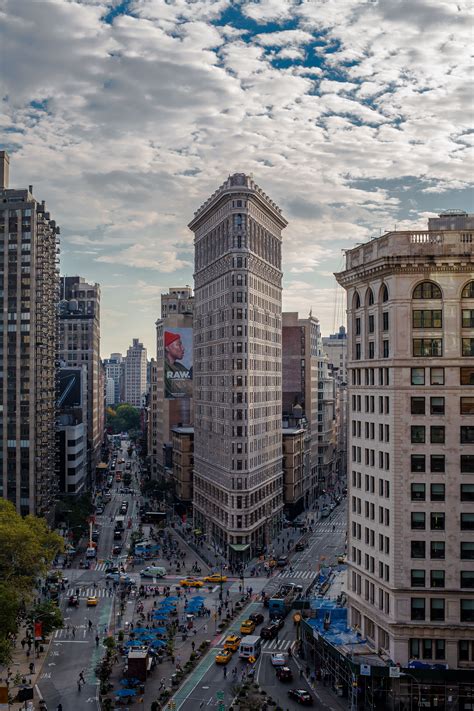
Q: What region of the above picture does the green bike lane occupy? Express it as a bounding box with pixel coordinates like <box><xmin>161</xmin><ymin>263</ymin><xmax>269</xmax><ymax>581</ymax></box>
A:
<box><xmin>171</xmin><ymin>601</ymin><xmax>261</xmax><ymax>710</ymax></box>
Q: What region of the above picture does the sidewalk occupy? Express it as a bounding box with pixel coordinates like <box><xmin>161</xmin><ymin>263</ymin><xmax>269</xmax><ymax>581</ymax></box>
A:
<box><xmin>0</xmin><ymin>624</ymin><xmax>51</xmax><ymax>710</ymax></box>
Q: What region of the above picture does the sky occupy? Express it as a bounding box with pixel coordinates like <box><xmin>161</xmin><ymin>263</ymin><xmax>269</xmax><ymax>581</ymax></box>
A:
<box><xmin>1</xmin><ymin>0</ymin><xmax>473</xmax><ymax>357</ymax></box>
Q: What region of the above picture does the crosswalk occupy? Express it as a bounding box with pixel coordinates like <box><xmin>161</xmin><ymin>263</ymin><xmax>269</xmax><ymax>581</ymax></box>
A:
<box><xmin>261</xmin><ymin>638</ymin><xmax>293</xmax><ymax>651</ymax></box>
<box><xmin>316</xmin><ymin>522</ymin><xmax>346</xmax><ymax>533</ymax></box>
<box><xmin>66</xmin><ymin>587</ymin><xmax>111</xmax><ymax>598</ymax></box>
<box><xmin>276</xmin><ymin>570</ymin><xmax>316</xmax><ymax>580</ymax></box>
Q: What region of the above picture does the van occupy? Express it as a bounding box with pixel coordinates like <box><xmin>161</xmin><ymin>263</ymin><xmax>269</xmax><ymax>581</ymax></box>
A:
<box><xmin>86</xmin><ymin>547</ymin><xmax>97</xmax><ymax>559</ymax></box>
<box><xmin>238</xmin><ymin>635</ymin><xmax>261</xmax><ymax>660</ymax></box>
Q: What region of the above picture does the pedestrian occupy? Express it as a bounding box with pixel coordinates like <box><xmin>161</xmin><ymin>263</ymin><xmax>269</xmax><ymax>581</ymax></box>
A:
<box><xmin>88</xmin><ymin>620</ymin><xmax>93</xmax><ymax>630</ymax></box>
<box><xmin>223</xmin><ymin>666</ymin><xmax>227</xmax><ymax>679</ymax></box>
<box><xmin>203</xmin><ymin>624</ymin><xmax>207</xmax><ymax>633</ymax></box>
<box><xmin>56</xmin><ymin>704</ymin><xmax>63</xmax><ymax>711</ymax></box>
<box><xmin>95</xmin><ymin>635</ymin><xmax>100</xmax><ymax>647</ymax></box>
<box><xmin>72</xmin><ymin>626</ymin><xmax>76</xmax><ymax>638</ymax></box>
<box><xmin>79</xmin><ymin>670</ymin><xmax>85</xmax><ymax>685</ymax></box>
<box><xmin>21</xmin><ymin>638</ymin><xmax>26</xmax><ymax>650</ymax></box>
<box><xmin>191</xmin><ymin>641</ymin><xmax>195</xmax><ymax>651</ymax></box>
<box><xmin>29</xmin><ymin>662</ymin><xmax>35</xmax><ymax>674</ymax></box>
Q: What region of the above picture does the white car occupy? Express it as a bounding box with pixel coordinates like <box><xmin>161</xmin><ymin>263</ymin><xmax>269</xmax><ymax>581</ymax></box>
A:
<box><xmin>140</xmin><ymin>566</ymin><xmax>166</xmax><ymax>578</ymax></box>
<box><xmin>270</xmin><ymin>653</ymin><xmax>287</xmax><ymax>667</ymax></box>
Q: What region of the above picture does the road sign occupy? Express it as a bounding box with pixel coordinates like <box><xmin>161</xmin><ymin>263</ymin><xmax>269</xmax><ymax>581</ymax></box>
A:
<box><xmin>216</xmin><ymin>691</ymin><xmax>224</xmax><ymax>701</ymax></box>
<box><xmin>360</xmin><ymin>664</ymin><xmax>371</xmax><ymax>676</ymax></box>
<box><xmin>389</xmin><ymin>666</ymin><xmax>401</xmax><ymax>678</ymax></box>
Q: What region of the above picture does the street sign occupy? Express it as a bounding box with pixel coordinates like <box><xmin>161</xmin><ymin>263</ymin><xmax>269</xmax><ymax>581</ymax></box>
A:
<box><xmin>216</xmin><ymin>690</ymin><xmax>224</xmax><ymax>700</ymax></box>
<box><xmin>360</xmin><ymin>664</ymin><xmax>371</xmax><ymax>676</ymax></box>
<box><xmin>218</xmin><ymin>704</ymin><xmax>225</xmax><ymax>711</ymax></box>
<box><xmin>389</xmin><ymin>666</ymin><xmax>400</xmax><ymax>678</ymax></box>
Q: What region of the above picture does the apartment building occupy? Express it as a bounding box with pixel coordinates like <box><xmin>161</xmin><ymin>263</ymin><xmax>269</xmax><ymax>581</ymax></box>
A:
<box><xmin>104</xmin><ymin>352</ymin><xmax>123</xmax><ymax>405</ymax></box>
<box><xmin>0</xmin><ymin>151</ymin><xmax>60</xmax><ymax>516</ymax></box>
<box><xmin>124</xmin><ymin>338</ymin><xmax>147</xmax><ymax>407</ymax></box>
<box><xmin>189</xmin><ymin>173</ymin><xmax>286</xmax><ymax>562</ymax></box>
<box><xmin>335</xmin><ymin>219</ymin><xmax>474</xmax><ymax>669</ymax></box>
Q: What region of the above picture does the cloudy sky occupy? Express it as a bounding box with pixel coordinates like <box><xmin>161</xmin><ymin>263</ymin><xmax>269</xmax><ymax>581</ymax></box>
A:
<box><xmin>1</xmin><ymin>0</ymin><xmax>472</xmax><ymax>356</ymax></box>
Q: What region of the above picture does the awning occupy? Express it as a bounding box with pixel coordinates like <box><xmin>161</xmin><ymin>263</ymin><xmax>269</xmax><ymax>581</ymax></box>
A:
<box><xmin>229</xmin><ymin>544</ymin><xmax>250</xmax><ymax>552</ymax></box>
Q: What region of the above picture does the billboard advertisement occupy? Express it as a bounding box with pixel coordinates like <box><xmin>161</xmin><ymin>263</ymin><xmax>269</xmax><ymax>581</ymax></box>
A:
<box><xmin>58</xmin><ymin>368</ymin><xmax>83</xmax><ymax>408</ymax></box>
<box><xmin>164</xmin><ymin>327</ymin><xmax>192</xmax><ymax>399</ymax></box>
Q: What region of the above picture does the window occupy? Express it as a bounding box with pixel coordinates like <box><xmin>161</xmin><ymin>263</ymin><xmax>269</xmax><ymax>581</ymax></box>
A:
<box><xmin>411</xmin><ymin>512</ymin><xmax>426</xmax><ymax>530</ymax></box>
<box><xmin>411</xmin><ymin>598</ymin><xmax>425</xmax><ymax>620</ymax></box>
<box><xmin>435</xmin><ymin>640</ymin><xmax>446</xmax><ymax>660</ymax></box>
<box><xmin>383</xmin><ymin>340</ymin><xmax>389</xmax><ymax>358</ymax></box>
<box><xmin>459</xmin><ymin>640</ymin><xmax>471</xmax><ymax>661</ymax></box>
<box><xmin>461</xmin><ymin>281</ymin><xmax>474</xmax><ymax>298</ymax></box>
<box><xmin>461</xmin><ymin>571</ymin><xmax>474</xmax><ymax>588</ymax></box>
<box><xmin>430</xmin><ymin>455</ymin><xmax>445</xmax><ymax>473</ymax></box>
<box><xmin>461</xmin><ymin>484</ymin><xmax>474</xmax><ymax>501</ymax></box>
<box><xmin>461</xmin><ymin>426</ymin><xmax>474</xmax><ymax>444</ymax></box>
<box><xmin>411</xmin><ymin>483</ymin><xmax>426</xmax><ymax>501</ymax></box>
<box><xmin>430</xmin><ymin>512</ymin><xmax>445</xmax><ymax>530</ymax></box>
<box><xmin>430</xmin><ymin>598</ymin><xmax>445</xmax><ymax>621</ymax></box>
<box><xmin>368</xmin><ymin>314</ymin><xmax>374</xmax><ymax>333</ymax></box>
<box><xmin>368</xmin><ymin>342</ymin><xmax>374</xmax><ymax>359</ymax></box>
<box><xmin>430</xmin><ymin>397</ymin><xmax>445</xmax><ymax>415</ymax></box>
<box><xmin>413</xmin><ymin>282</ymin><xmax>442</xmax><ymax>299</ymax></box>
<box><xmin>430</xmin><ymin>368</ymin><xmax>444</xmax><ymax>385</ymax></box>
<box><xmin>430</xmin><ymin>426</ymin><xmax>445</xmax><ymax>444</ymax></box>
<box><xmin>462</xmin><ymin>338</ymin><xmax>474</xmax><ymax>357</ymax></box>
<box><xmin>411</xmin><ymin>570</ymin><xmax>425</xmax><ymax>587</ymax></box>
<box><xmin>411</xmin><ymin>455</ymin><xmax>426</xmax><ymax>473</ymax></box>
<box><xmin>411</xmin><ymin>541</ymin><xmax>426</xmax><ymax>558</ymax></box>
<box><xmin>431</xmin><ymin>541</ymin><xmax>445</xmax><ymax>559</ymax></box>
<box><xmin>355</xmin><ymin>343</ymin><xmax>361</xmax><ymax>360</ymax></box>
<box><xmin>367</xmin><ymin>288</ymin><xmax>374</xmax><ymax>306</ymax></box>
<box><xmin>411</xmin><ymin>397</ymin><xmax>425</xmax><ymax>414</ymax></box>
<box><xmin>461</xmin><ymin>513</ymin><xmax>474</xmax><ymax>530</ymax></box>
<box><xmin>461</xmin><ymin>599</ymin><xmax>474</xmax><ymax>622</ymax></box>
<box><xmin>411</xmin><ymin>368</ymin><xmax>425</xmax><ymax>385</ymax></box>
<box><xmin>411</xmin><ymin>426</ymin><xmax>425</xmax><ymax>444</ymax></box>
<box><xmin>412</xmin><ymin>310</ymin><xmax>443</xmax><ymax>328</ymax></box>
<box><xmin>462</xmin><ymin>309</ymin><xmax>474</xmax><ymax>328</ymax></box>
<box><xmin>461</xmin><ymin>542</ymin><xmax>474</xmax><ymax>560</ymax></box>
<box><xmin>461</xmin><ymin>455</ymin><xmax>474</xmax><ymax>473</ymax></box>
<box><xmin>460</xmin><ymin>368</ymin><xmax>474</xmax><ymax>389</ymax></box>
<box><xmin>381</xmin><ymin>284</ymin><xmax>389</xmax><ymax>302</ymax></box>
<box><xmin>430</xmin><ymin>570</ymin><xmax>445</xmax><ymax>588</ymax></box>
<box><xmin>413</xmin><ymin>339</ymin><xmax>443</xmax><ymax>357</ymax></box>
<box><xmin>382</xmin><ymin>312</ymin><xmax>389</xmax><ymax>331</ymax></box>
<box><xmin>354</xmin><ymin>292</ymin><xmax>361</xmax><ymax>309</ymax></box>
<box><xmin>461</xmin><ymin>397</ymin><xmax>474</xmax><ymax>415</ymax></box>
<box><xmin>355</xmin><ymin>317</ymin><xmax>361</xmax><ymax>335</ymax></box>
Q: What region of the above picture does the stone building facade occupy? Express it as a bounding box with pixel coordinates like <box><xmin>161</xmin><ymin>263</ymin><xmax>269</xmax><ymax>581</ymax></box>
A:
<box><xmin>189</xmin><ymin>173</ymin><xmax>287</xmax><ymax>561</ymax></box>
<box><xmin>336</xmin><ymin>222</ymin><xmax>474</xmax><ymax>669</ymax></box>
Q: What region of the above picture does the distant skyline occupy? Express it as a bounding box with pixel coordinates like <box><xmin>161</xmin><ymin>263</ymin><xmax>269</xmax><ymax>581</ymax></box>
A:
<box><xmin>1</xmin><ymin>0</ymin><xmax>472</xmax><ymax>355</ymax></box>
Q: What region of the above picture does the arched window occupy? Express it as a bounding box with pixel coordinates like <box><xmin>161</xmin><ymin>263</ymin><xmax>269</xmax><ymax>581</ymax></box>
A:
<box><xmin>367</xmin><ymin>288</ymin><xmax>374</xmax><ymax>306</ymax></box>
<box><xmin>462</xmin><ymin>281</ymin><xmax>474</xmax><ymax>299</ymax></box>
<box><xmin>381</xmin><ymin>284</ymin><xmax>389</xmax><ymax>302</ymax></box>
<box><xmin>413</xmin><ymin>282</ymin><xmax>442</xmax><ymax>299</ymax></box>
<box><xmin>354</xmin><ymin>292</ymin><xmax>361</xmax><ymax>309</ymax></box>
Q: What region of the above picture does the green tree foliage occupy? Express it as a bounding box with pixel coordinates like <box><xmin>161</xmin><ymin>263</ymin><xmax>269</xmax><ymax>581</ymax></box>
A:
<box><xmin>27</xmin><ymin>601</ymin><xmax>63</xmax><ymax>637</ymax></box>
<box><xmin>55</xmin><ymin>492</ymin><xmax>94</xmax><ymax>542</ymax></box>
<box><xmin>106</xmin><ymin>404</ymin><xmax>140</xmax><ymax>434</ymax></box>
<box><xmin>0</xmin><ymin>500</ymin><xmax>63</xmax><ymax>663</ymax></box>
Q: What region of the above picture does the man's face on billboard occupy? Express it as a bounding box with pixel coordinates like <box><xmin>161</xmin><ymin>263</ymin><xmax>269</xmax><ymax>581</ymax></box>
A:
<box><xmin>168</xmin><ymin>337</ymin><xmax>184</xmax><ymax>360</ymax></box>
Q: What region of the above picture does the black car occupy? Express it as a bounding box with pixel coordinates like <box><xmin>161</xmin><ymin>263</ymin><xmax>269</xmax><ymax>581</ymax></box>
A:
<box><xmin>288</xmin><ymin>689</ymin><xmax>313</xmax><ymax>706</ymax></box>
<box><xmin>114</xmin><ymin>530</ymin><xmax>123</xmax><ymax>540</ymax></box>
<box><xmin>295</xmin><ymin>542</ymin><xmax>306</xmax><ymax>551</ymax></box>
<box><xmin>249</xmin><ymin>613</ymin><xmax>264</xmax><ymax>625</ymax></box>
<box><xmin>260</xmin><ymin>624</ymin><xmax>279</xmax><ymax>640</ymax></box>
<box><xmin>112</xmin><ymin>544</ymin><xmax>122</xmax><ymax>555</ymax></box>
<box><xmin>277</xmin><ymin>555</ymin><xmax>289</xmax><ymax>567</ymax></box>
<box><xmin>276</xmin><ymin>666</ymin><xmax>293</xmax><ymax>682</ymax></box>
<box><xmin>269</xmin><ymin>615</ymin><xmax>285</xmax><ymax>629</ymax></box>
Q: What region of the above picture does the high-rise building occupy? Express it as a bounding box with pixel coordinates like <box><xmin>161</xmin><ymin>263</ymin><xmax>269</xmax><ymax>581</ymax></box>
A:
<box><xmin>148</xmin><ymin>287</ymin><xmax>194</xmax><ymax>491</ymax></box>
<box><xmin>282</xmin><ymin>312</ymin><xmax>321</xmax><ymax>508</ymax></box>
<box><xmin>124</xmin><ymin>338</ymin><xmax>147</xmax><ymax>407</ymax></box>
<box><xmin>323</xmin><ymin>325</ymin><xmax>348</xmax><ymax>385</ymax></box>
<box><xmin>335</xmin><ymin>219</ymin><xmax>474</xmax><ymax>668</ymax></box>
<box><xmin>0</xmin><ymin>151</ymin><xmax>60</xmax><ymax>517</ymax></box>
<box><xmin>323</xmin><ymin>326</ymin><xmax>348</xmax><ymax>494</ymax></box>
<box><xmin>104</xmin><ymin>352</ymin><xmax>123</xmax><ymax>405</ymax></box>
<box><xmin>59</xmin><ymin>276</ymin><xmax>102</xmax><ymax>482</ymax></box>
<box><xmin>189</xmin><ymin>173</ymin><xmax>287</xmax><ymax>562</ymax></box>
<box><xmin>57</xmin><ymin>365</ymin><xmax>88</xmax><ymax>495</ymax></box>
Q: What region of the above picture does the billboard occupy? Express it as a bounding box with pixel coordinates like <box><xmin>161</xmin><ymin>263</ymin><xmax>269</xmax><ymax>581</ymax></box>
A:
<box><xmin>164</xmin><ymin>327</ymin><xmax>192</xmax><ymax>400</ymax></box>
<box><xmin>58</xmin><ymin>368</ymin><xmax>83</xmax><ymax>408</ymax></box>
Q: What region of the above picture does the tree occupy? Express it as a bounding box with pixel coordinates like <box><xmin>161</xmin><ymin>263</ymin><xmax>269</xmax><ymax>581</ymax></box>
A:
<box><xmin>27</xmin><ymin>601</ymin><xmax>63</xmax><ymax>637</ymax></box>
<box><xmin>106</xmin><ymin>404</ymin><xmax>140</xmax><ymax>434</ymax></box>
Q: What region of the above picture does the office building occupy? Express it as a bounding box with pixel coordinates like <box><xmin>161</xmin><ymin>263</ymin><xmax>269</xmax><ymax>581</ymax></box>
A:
<box><xmin>172</xmin><ymin>426</ymin><xmax>194</xmax><ymax>503</ymax></box>
<box><xmin>59</xmin><ymin>276</ymin><xmax>102</xmax><ymax>482</ymax></box>
<box><xmin>282</xmin><ymin>405</ymin><xmax>311</xmax><ymax>519</ymax></box>
<box><xmin>335</xmin><ymin>219</ymin><xmax>474</xmax><ymax>669</ymax></box>
<box><xmin>189</xmin><ymin>173</ymin><xmax>286</xmax><ymax>561</ymax></box>
<box><xmin>161</xmin><ymin>286</ymin><xmax>194</xmax><ymax>318</ymax></box>
<box><xmin>104</xmin><ymin>352</ymin><xmax>123</xmax><ymax>405</ymax></box>
<box><xmin>323</xmin><ymin>325</ymin><xmax>348</xmax><ymax>494</ymax></box>
<box><xmin>0</xmin><ymin>151</ymin><xmax>60</xmax><ymax>516</ymax></box>
<box><xmin>323</xmin><ymin>325</ymin><xmax>348</xmax><ymax>385</ymax></box>
<box><xmin>124</xmin><ymin>339</ymin><xmax>147</xmax><ymax>407</ymax></box>
<box><xmin>57</xmin><ymin>365</ymin><xmax>88</xmax><ymax>494</ymax></box>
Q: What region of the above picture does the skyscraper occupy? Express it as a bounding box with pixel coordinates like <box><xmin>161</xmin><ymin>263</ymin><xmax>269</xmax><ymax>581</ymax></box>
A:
<box><xmin>335</xmin><ymin>219</ymin><xmax>474</xmax><ymax>668</ymax></box>
<box><xmin>124</xmin><ymin>338</ymin><xmax>147</xmax><ymax>407</ymax></box>
<box><xmin>189</xmin><ymin>173</ymin><xmax>287</xmax><ymax>562</ymax></box>
<box><xmin>0</xmin><ymin>151</ymin><xmax>59</xmax><ymax>517</ymax></box>
<box><xmin>59</xmin><ymin>276</ymin><xmax>102</xmax><ymax>482</ymax></box>
<box><xmin>104</xmin><ymin>352</ymin><xmax>123</xmax><ymax>405</ymax></box>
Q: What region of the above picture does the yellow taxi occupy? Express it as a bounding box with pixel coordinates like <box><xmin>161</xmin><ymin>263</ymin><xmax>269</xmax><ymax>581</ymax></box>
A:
<box><xmin>215</xmin><ymin>649</ymin><xmax>233</xmax><ymax>665</ymax></box>
<box><xmin>86</xmin><ymin>596</ymin><xmax>98</xmax><ymax>607</ymax></box>
<box><xmin>223</xmin><ymin>635</ymin><xmax>241</xmax><ymax>652</ymax></box>
<box><xmin>240</xmin><ymin>619</ymin><xmax>256</xmax><ymax>635</ymax></box>
<box><xmin>179</xmin><ymin>578</ymin><xmax>204</xmax><ymax>588</ymax></box>
<box><xmin>202</xmin><ymin>573</ymin><xmax>228</xmax><ymax>584</ymax></box>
